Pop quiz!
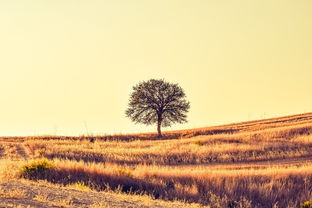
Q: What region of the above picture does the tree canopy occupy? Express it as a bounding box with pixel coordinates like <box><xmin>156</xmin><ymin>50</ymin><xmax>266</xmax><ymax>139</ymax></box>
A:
<box><xmin>126</xmin><ymin>79</ymin><xmax>190</xmax><ymax>137</ymax></box>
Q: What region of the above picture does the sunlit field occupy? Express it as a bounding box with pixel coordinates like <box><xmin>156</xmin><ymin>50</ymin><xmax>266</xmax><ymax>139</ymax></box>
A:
<box><xmin>1</xmin><ymin>113</ymin><xmax>312</xmax><ymax>208</ymax></box>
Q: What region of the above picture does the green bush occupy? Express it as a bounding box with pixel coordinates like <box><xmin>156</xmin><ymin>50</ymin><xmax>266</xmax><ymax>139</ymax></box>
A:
<box><xmin>20</xmin><ymin>158</ymin><xmax>53</xmax><ymax>179</ymax></box>
<box><xmin>301</xmin><ymin>200</ymin><xmax>312</xmax><ymax>208</ymax></box>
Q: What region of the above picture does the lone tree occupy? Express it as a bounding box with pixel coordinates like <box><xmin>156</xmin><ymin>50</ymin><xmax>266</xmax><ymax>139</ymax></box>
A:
<box><xmin>126</xmin><ymin>79</ymin><xmax>190</xmax><ymax>137</ymax></box>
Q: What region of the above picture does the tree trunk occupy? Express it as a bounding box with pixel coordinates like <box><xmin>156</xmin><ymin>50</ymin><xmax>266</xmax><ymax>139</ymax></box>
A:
<box><xmin>157</xmin><ymin>120</ymin><xmax>162</xmax><ymax>137</ymax></box>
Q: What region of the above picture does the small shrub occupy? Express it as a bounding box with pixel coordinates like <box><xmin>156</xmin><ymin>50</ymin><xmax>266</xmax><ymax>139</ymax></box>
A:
<box><xmin>301</xmin><ymin>200</ymin><xmax>312</xmax><ymax>208</ymax></box>
<box><xmin>20</xmin><ymin>158</ymin><xmax>53</xmax><ymax>179</ymax></box>
<box><xmin>89</xmin><ymin>137</ymin><xmax>96</xmax><ymax>143</ymax></box>
<box><xmin>193</xmin><ymin>140</ymin><xmax>205</xmax><ymax>146</ymax></box>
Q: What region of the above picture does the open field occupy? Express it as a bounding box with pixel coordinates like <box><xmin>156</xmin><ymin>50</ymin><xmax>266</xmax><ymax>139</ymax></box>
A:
<box><xmin>1</xmin><ymin>113</ymin><xmax>312</xmax><ymax>208</ymax></box>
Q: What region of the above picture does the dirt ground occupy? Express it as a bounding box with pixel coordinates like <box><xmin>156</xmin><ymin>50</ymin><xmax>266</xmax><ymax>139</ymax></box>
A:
<box><xmin>0</xmin><ymin>180</ymin><xmax>206</xmax><ymax>208</ymax></box>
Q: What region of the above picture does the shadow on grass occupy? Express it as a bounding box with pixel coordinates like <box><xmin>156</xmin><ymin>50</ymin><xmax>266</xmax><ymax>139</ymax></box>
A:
<box><xmin>22</xmin><ymin>167</ymin><xmax>201</xmax><ymax>204</ymax></box>
<box><xmin>19</xmin><ymin>157</ymin><xmax>312</xmax><ymax>208</ymax></box>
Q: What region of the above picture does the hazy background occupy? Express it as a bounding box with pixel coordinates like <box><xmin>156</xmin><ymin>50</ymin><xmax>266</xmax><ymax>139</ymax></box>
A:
<box><xmin>0</xmin><ymin>0</ymin><xmax>311</xmax><ymax>136</ymax></box>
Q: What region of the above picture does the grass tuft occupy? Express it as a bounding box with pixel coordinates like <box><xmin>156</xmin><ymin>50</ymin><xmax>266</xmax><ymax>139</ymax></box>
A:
<box><xmin>67</xmin><ymin>181</ymin><xmax>91</xmax><ymax>191</ymax></box>
<box><xmin>301</xmin><ymin>200</ymin><xmax>312</xmax><ymax>208</ymax></box>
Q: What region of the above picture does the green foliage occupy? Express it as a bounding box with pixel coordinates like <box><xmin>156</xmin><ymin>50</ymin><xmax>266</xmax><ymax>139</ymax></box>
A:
<box><xmin>20</xmin><ymin>158</ymin><xmax>53</xmax><ymax>179</ymax></box>
<box><xmin>126</xmin><ymin>79</ymin><xmax>190</xmax><ymax>137</ymax></box>
<box><xmin>301</xmin><ymin>200</ymin><xmax>312</xmax><ymax>208</ymax></box>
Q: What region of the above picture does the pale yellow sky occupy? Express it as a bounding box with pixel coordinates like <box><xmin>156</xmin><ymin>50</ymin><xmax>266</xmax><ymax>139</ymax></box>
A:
<box><xmin>0</xmin><ymin>0</ymin><xmax>311</xmax><ymax>136</ymax></box>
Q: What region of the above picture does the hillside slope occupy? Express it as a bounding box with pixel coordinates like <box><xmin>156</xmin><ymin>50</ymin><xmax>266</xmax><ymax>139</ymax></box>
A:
<box><xmin>0</xmin><ymin>112</ymin><xmax>312</xmax><ymax>208</ymax></box>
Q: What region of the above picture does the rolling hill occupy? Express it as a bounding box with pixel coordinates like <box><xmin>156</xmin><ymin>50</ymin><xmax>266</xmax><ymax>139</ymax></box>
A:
<box><xmin>1</xmin><ymin>112</ymin><xmax>312</xmax><ymax>208</ymax></box>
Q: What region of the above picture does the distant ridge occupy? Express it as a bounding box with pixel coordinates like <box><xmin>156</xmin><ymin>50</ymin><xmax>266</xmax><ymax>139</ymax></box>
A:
<box><xmin>1</xmin><ymin>112</ymin><xmax>311</xmax><ymax>141</ymax></box>
<box><xmin>164</xmin><ymin>112</ymin><xmax>312</xmax><ymax>136</ymax></box>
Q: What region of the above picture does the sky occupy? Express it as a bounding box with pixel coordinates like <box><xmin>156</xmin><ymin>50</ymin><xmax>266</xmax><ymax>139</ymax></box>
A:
<box><xmin>0</xmin><ymin>0</ymin><xmax>311</xmax><ymax>136</ymax></box>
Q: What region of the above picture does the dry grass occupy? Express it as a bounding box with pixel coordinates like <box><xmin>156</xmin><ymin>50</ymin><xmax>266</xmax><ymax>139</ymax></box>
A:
<box><xmin>0</xmin><ymin>186</ymin><xmax>27</xmax><ymax>199</ymax></box>
<box><xmin>23</xmin><ymin>124</ymin><xmax>312</xmax><ymax>166</ymax></box>
<box><xmin>10</xmin><ymin>157</ymin><xmax>312</xmax><ymax>207</ymax></box>
<box><xmin>0</xmin><ymin>179</ymin><xmax>210</xmax><ymax>208</ymax></box>
<box><xmin>1</xmin><ymin>112</ymin><xmax>312</xmax><ymax>207</ymax></box>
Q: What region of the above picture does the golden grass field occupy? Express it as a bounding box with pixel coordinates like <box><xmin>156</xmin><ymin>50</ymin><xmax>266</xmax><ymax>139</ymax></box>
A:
<box><xmin>1</xmin><ymin>113</ymin><xmax>312</xmax><ymax>208</ymax></box>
